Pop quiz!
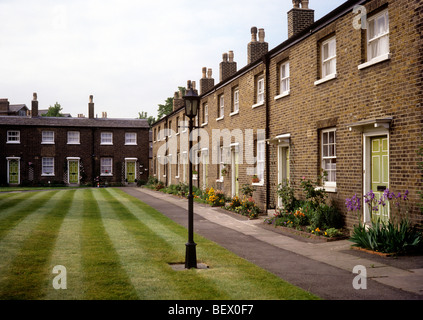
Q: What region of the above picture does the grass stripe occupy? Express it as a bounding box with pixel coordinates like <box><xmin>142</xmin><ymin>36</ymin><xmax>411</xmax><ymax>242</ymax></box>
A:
<box><xmin>0</xmin><ymin>190</ymin><xmax>74</xmax><ymax>299</ymax></box>
<box><xmin>81</xmin><ymin>189</ymin><xmax>138</xmax><ymax>300</ymax></box>
<box><xmin>44</xmin><ymin>189</ymin><xmax>85</xmax><ymax>300</ymax></box>
<box><xmin>0</xmin><ymin>191</ymin><xmax>60</xmax><ymax>286</ymax></box>
<box><xmin>0</xmin><ymin>192</ymin><xmax>45</xmax><ymax>234</ymax></box>
<box><xmin>114</xmin><ymin>188</ymin><xmax>319</xmax><ymax>300</ymax></box>
<box><xmin>99</xmin><ymin>188</ymin><xmax>231</xmax><ymax>299</ymax></box>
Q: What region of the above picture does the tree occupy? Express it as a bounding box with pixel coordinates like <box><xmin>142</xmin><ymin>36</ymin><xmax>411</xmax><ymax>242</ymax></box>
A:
<box><xmin>156</xmin><ymin>86</ymin><xmax>186</xmax><ymax>120</ymax></box>
<box><xmin>43</xmin><ymin>102</ymin><xmax>63</xmax><ymax>117</ymax></box>
<box><xmin>138</xmin><ymin>111</ymin><xmax>156</xmax><ymax>128</ymax></box>
<box><xmin>157</xmin><ymin>97</ymin><xmax>174</xmax><ymax>120</ymax></box>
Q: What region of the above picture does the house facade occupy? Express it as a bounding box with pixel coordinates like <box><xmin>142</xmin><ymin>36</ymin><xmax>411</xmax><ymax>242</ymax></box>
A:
<box><xmin>152</xmin><ymin>0</ymin><xmax>423</xmax><ymax>230</ymax></box>
<box><xmin>0</xmin><ymin>94</ymin><xmax>150</xmax><ymax>187</ymax></box>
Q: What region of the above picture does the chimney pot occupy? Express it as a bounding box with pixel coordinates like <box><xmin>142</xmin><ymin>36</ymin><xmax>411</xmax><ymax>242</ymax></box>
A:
<box><xmin>33</xmin><ymin>92</ymin><xmax>37</xmax><ymax>101</ymax></box>
<box><xmin>207</xmin><ymin>68</ymin><xmax>212</xmax><ymax>79</ymax></box>
<box><xmin>258</xmin><ymin>29</ymin><xmax>265</xmax><ymax>42</ymax></box>
<box><xmin>228</xmin><ymin>51</ymin><xmax>234</xmax><ymax>62</ymax></box>
<box><xmin>251</xmin><ymin>27</ymin><xmax>258</xmax><ymax>42</ymax></box>
<box><xmin>202</xmin><ymin>67</ymin><xmax>207</xmax><ymax>79</ymax></box>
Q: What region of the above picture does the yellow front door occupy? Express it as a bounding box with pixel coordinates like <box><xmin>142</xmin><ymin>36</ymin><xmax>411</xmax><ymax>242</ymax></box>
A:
<box><xmin>68</xmin><ymin>160</ymin><xmax>79</xmax><ymax>184</ymax></box>
<box><xmin>126</xmin><ymin>161</ymin><xmax>136</xmax><ymax>183</ymax></box>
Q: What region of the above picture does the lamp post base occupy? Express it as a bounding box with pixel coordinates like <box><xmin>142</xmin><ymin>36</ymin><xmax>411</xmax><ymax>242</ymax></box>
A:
<box><xmin>185</xmin><ymin>242</ymin><xmax>197</xmax><ymax>269</ymax></box>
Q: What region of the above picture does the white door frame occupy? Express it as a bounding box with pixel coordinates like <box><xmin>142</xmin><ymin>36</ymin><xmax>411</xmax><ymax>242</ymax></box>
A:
<box><xmin>66</xmin><ymin>157</ymin><xmax>80</xmax><ymax>185</ymax></box>
<box><xmin>125</xmin><ymin>157</ymin><xmax>138</xmax><ymax>184</ymax></box>
<box><xmin>6</xmin><ymin>157</ymin><xmax>21</xmax><ymax>185</ymax></box>
<box><xmin>231</xmin><ymin>144</ymin><xmax>239</xmax><ymax>197</ymax></box>
<box><xmin>363</xmin><ymin>129</ymin><xmax>389</xmax><ymax>223</ymax></box>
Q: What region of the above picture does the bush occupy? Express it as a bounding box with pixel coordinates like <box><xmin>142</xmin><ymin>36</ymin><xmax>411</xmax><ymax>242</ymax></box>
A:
<box><xmin>311</xmin><ymin>204</ymin><xmax>344</xmax><ymax>230</ymax></box>
<box><xmin>350</xmin><ymin>219</ymin><xmax>423</xmax><ymax>254</ymax></box>
<box><xmin>207</xmin><ymin>187</ymin><xmax>225</xmax><ymax>207</ymax></box>
<box><xmin>277</xmin><ymin>181</ymin><xmax>298</xmax><ymax>213</ymax></box>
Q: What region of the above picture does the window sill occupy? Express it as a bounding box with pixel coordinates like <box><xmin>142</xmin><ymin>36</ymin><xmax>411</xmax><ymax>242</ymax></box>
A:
<box><xmin>41</xmin><ymin>142</ymin><xmax>55</xmax><ymax>145</ymax></box>
<box><xmin>201</xmin><ymin>122</ymin><xmax>208</xmax><ymax>127</ymax></box>
<box><xmin>216</xmin><ymin>116</ymin><xmax>224</xmax><ymax>122</ymax></box>
<box><xmin>230</xmin><ymin>110</ymin><xmax>239</xmax><ymax>117</ymax></box>
<box><xmin>252</xmin><ymin>181</ymin><xmax>264</xmax><ymax>186</ymax></box>
<box><xmin>358</xmin><ymin>53</ymin><xmax>391</xmax><ymax>70</ymax></box>
<box><xmin>101</xmin><ymin>174</ymin><xmax>113</xmax><ymax>177</ymax></box>
<box><xmin>41</xmin><ymin>174</ymin><xmax>55</xmax><ymax>177</ymax></box>
<box><xmin>125</xmin><ymin>143</ymin><xmax>137</xmax><ymax>146</ymax></box>
<box><xmin>67</xmin><ymin>142</ymin><xmax>80</xmax><ymax>145</ymax></box>
<box><xmin>100</xmin><ymin>143</ymin><xmax>113</xmax><ymax>146</ymax></box>
<box><xmin>216</xmin><ymin>178</ymin><xmax>224</xmax><ymax>183</ymax></box>
<box><xmin>316</xmin><ymin>185</ymin><xmax>337</xmax><ymax>193</ymax></box>
<box><xmin>274</xmin><ymin>91</ymin><xmax>290</xmax><ymax>100</ymax></box>
<box><xmin>6</xmin><ymin>141</ymin><xmax>20</xmax><ymax>144</ymax></box>
<box><xmin>252</xmin><ymin>101</ymin><xmax>264</xmax><ymax>109</ymax></box>
<box><xmin>314</xmin><ymin>73</ymin><xmax>337</xmax><ymax>86</ymax></box>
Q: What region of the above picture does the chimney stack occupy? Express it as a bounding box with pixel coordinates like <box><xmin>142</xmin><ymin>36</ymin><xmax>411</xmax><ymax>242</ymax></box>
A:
<box><xmin>88</xmin><ymin>95</ymin><xmax>94</xmax><ymax>119</ymax></box>
<box><xmin>219</xmin><ymin>51</ymin><xmax>237</xmax><ymax>82</ymax></box>
<box><xmin>247</xmin><ymin>27</ymin><xmax>268</xmax><ymax>64</ymax></box>
<box><xmin>173</xmin><ymin>88</ymin><xmax>185</xmax><ymax>112</ymax></box>
<box><xmin>31</xmin><ymin>92</ymin><xmax>38</xmax><ymax>117</ymax></box>
<box><xmin>287</xmin><ymin>0</ymin><xmax>314</xmax><ymax>38</ymax></box>
<box><xmin>0</xmin><ymin>99</ymin><xmax>10</xmax><ymax>114</ymax></box>
<box><xmin>200</xmin><ymin>67</ymin><xmax>215</xmax><ymax>94</ymax></box>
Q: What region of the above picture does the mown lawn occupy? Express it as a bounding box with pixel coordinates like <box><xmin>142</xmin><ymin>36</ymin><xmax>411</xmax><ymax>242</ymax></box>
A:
<box><xmin>0</xmin><ymin>188</ymin><xmax>319</xmax><ymax>300</ymax></box>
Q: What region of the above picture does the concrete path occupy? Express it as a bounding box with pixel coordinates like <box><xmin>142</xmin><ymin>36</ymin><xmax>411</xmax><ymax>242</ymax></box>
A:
<box><xmin>121</xmin><ymin>187</ymin><xmax>423</xmax><ymax>300</ymax></box>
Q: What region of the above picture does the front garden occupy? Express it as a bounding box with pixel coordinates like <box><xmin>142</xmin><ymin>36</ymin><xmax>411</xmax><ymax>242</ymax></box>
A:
<box><xmin>144</xmin><ymin>173</ymin><xmax>423</xmax><ymax>253</ymax></box>
<box><xmin>263</xmin><ymin>175</ymin><xmax>347</xmax><ymax>240</ymax></box>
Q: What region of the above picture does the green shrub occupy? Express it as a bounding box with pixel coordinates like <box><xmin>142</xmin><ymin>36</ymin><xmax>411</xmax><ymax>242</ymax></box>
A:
<box><xmin>277</xmin><ymin>181</ymin><xmax>298</xmax><ymax>213</ymax></box>
<box><xmin>311</xmin><ymin>204</ymin><xmax>343</xmax><ymax>229</ymax></box>
<box><xmin>350</xmin><ymin>219</ymin><xmax>423</xmax><ymax>254</ymax></box>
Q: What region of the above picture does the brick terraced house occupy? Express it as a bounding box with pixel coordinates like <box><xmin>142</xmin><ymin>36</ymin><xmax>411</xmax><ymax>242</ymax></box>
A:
<box><xmin>153</xmin><ymin>0</ymin><xmax>423</xmax><ymax>230</ymax></box>
<box><xmin>0</xmin><ymin>94</ymin><xmax>150</xmax><ymax>186</ymax></box>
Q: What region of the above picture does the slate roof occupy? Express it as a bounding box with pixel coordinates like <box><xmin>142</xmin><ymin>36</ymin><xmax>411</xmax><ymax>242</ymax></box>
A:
<box><xmin>0</xmin><ymin>115</ymin><xmax>150</xmax><ymax>129</ymax></box>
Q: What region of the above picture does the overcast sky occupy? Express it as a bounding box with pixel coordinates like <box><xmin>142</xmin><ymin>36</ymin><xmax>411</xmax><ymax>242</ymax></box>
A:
<box><xmin>0</xmin><ymin>0</ymin><xmax>345</xmax><ymax>119</ymax></box>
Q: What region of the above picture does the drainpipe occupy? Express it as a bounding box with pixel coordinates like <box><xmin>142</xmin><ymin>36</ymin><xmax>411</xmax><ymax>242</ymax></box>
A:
<box><xmin>263</xmin><ymin>54</ymin><xmax>271</xmax><ymax>212</ymax></box>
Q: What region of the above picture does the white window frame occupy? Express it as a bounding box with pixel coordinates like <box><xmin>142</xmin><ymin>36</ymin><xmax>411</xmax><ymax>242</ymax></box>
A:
<box><xmin>315</xmin><ymin>36</ymin><xmax>337</xmax><ymax>86</ymax></box>
<box><xmin>175</xmin><ymin>153</ymin><xmax>180</xmax><ymax>178</ymax></box>
<box><xmin>253</xmin><ymin>77</ymin><xmax>265</xmax><ymax>108</ymax></box>
<box><xmin>101</xmin><ymin>132</ymin><xmax>113</xmax><ymax>145</ymax></box>
<box><xmin>100</xmin><ymin>158</ymin><xmax>113</xmax><ymax>176</ymax></box>
<box><xmin>67</xmin><ymin>131</ymin><xmax>80</xmax><ymax>144</ymax></box>
<box><xmin>367</xmin><ymin>10</ymin><xmax>390</xmax><ymax>62</ymax></box>
<box><xmin>202</xmin><ymin>104</ymin><xmax>208</xmax><ymax>126</ymax></box>
<box><xmin>231</xmin><ymin>88</ymin><xmax>239</xmax><ymax>116</ymax></box>
<box><xmin>321</xmin><ymin>128</ymin><xmax>337</xmax><ymax>191</ymax></box>
<box><xmin>278</xmin><ymin>61</ymin><xmax>290</xmax><ymax>98</ymax></box>
<box><xmin>217</xmin><ymin>146</ymin><xmax>225</xmax><ymax>182</ymax></box>
<box><xmin>7</xmin><ymin>130</ymin><xmax>20</xmax><ymax>144</ymax></box>
<box><xmin>125</xmin><ymin>132</ymin><xmax>137</xmax><ymax>145</ymax></box>
<box><xmin>217</xmin><ymin>95</ymin><xmax>224</xmax><ymax>121</ymax></box>
<box><xmin>41</xmin><ymin>131</ymin><xmax>55</xmax><ymax>144</ymax></box>
<box><xmin>254</xmin><ymin>139</ymin><xmax>265</xmax><ymax>185</ymax></box>
<box><xmin>42</xmin><ymin>157</ymin><xmax>55</xmax><ymax>176</ymax></box>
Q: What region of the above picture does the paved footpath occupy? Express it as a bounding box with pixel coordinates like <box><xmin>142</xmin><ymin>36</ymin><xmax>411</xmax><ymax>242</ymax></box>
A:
<box><xmin>121</xmin><ymin>187</ymin><xmax>423</xmax><ymax>300</ymax></box>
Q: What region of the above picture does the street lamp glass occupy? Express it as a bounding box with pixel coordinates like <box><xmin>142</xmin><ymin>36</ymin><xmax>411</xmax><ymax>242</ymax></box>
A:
<box><xmin>184</xmin><ymin>89</ymin><xmax>199</xmax><ymax>118</ymax></box>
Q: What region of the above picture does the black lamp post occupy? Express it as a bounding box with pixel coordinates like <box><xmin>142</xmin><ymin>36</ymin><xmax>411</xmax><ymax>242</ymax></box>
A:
<box><xmin>183</xmin><ymin>81</ymin><xmax>200</xmax><ymax>269</ymax></box>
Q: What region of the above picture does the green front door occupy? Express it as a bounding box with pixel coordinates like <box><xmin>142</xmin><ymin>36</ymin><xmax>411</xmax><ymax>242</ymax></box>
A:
<box><xmin>8</xmin><ymin>159</ymin><xmax>19</xmax><ymax>184</ymax></box>
<box><xmin>371</xmin><ymin>136</ymin><xmax>389</xmax><ymax>222</ymax></box>
<box><xmin>68</xmin><ymin>160</ymin><xmax>79</xmax><ymax>184</ymax></box>
<box><xmin>126</xmin><ymin>161</ymin><xmax>136</xmax><ymax>183</ymax></box>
